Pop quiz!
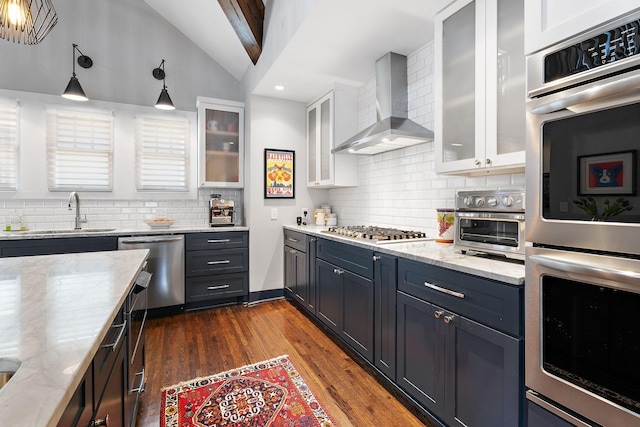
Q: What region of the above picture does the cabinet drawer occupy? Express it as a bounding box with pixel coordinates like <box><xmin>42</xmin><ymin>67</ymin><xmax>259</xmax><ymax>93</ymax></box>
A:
<box><xmin>398</xmin><ymin>258</ymin><xmax>522</xmax><ymax>336</ymax></box>
<box><xmin>283</xmin><ymin>229</ymin><xmax>306</xmax><ymax>252</ymax></box>
<box><xmin>93</xmin><ymin>306</ymin><xmax>126</xmax><ymax>404</ymax></box>
<box><xmin>0</xmin><ymin>236</ymin><xmax>118</xmax><ymax>258</ymax></box>
<box><xmin>185</xmin><ymin>231</ymin><xmax>248</xmax><ymax>250</ymax></box>
<box><xmin>186</xmin><ymin>273</ymin><xmax>248</xmax><ymax>302</ymax></box>
<box><xmin>186</xmin><ymin>248</ymin><xmax>248</xmax><ymax>276</ymax></box>
<box><xmin>316</xmin><ymin>238</ymin><xmax>374</xmax><ymax>280</ymax></box>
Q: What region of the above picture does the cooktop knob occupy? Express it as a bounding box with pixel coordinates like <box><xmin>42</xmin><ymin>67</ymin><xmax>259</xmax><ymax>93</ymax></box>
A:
<box><xmin>487</xmin><ymin>196</ymin><xmax>498</xmax><ymax>207</ymax></box>
<box><xmin>502</xmin><ymin>196</ymin><xmax>513</xmax><ymax>207</ymax></box>
<box><xmin>463</xmin><ymin>197</ymin><xmax>473</xmax><ymax>207</ymax></box>
<box><xmin>475</xmin><ymin>197</ymin><xmax>485</xmax><ymax>207</ymax></box>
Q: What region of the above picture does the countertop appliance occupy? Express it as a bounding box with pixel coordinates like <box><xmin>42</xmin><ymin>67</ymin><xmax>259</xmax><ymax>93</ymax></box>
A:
<box><xmin>209</xmin><ymin>193</ymin><xmax>235</xmax><ymax>227</ymax></box>
<box><xmin>454</xmin><ymin>188</ymin><xmax>525</xmax><ymax>260</ymax></box>
<box><xmin>118</xmin><ymin>235</ymin><xmax>185</xmax><ymax>314</ymax></box>
<box><xmin>323</xmin><ymin>225</ymin><xmax>429</xmax><ymax>243</ymax></box>
<box><xmin>525</xmin><ymin>9</ymin><xmax>640</xmax><ymax>427</ymax></box>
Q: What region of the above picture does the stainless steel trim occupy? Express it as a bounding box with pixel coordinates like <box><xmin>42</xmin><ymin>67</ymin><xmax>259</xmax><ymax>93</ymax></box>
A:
<box><xmin>119</xmin><ymin>237</ymin><xmax>183</xmax><ymax>244</ymax></box>
<box><xmin>207</xmin><ymin>238</ymin><xmax>230</xmax><ymax>243</ymax></box>
<box><xmin>101</xmin><ymin>322</ymin><xmax>126</xmax><ymax>352</ymax></box>
<box><xmin>207</xmin><ymin>260</ymin><xmax>230</xmax><ymax>265</ymax></box>
<box><xmin>424</xmin><ymin>282</ymin><xmax>465</xmax><ymax>299</ymax></box>
<box><xmin>526</xmin><ymin>391</ymin><xmax>594</xmax><ymax>427</ymax></box>
<box><xmin>207</xmin><ymin>284</ymin><xmax>230</xmax><ymax>290</ymax></box>
<box><xmin>530</xmin><ymin>73</ymin><xmax>640</xmax><ymax>115</ymax></box>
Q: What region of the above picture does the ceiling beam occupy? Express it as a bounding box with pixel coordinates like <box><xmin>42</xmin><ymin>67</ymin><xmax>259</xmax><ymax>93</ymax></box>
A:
<box><xmin>218</xmin><ymin>0</ymin><xmax>264</xmax><ymax>65</ymax></box>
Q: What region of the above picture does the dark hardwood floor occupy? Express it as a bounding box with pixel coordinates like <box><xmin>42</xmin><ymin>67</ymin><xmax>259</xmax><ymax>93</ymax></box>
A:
<box><xmin>136</xmin><ymin>298</ymin><xmax>434</xmax><ymax>426</ymax></box>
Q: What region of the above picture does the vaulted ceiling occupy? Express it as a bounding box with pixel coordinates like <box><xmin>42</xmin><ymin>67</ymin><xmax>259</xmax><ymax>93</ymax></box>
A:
<box><xmin>144</xmin><ymin>0</ymin><xmax>435</xmax><ymax>103</ymax></box>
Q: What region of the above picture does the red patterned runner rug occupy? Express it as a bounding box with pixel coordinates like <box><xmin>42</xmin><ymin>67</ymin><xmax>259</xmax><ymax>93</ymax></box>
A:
<box><xmin>160</xmin><ymin>355</ymin><xmax>337</xmax><ymax>427</ymax></box>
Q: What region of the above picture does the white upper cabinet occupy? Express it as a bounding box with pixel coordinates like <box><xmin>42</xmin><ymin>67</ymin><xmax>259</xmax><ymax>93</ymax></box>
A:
<box><xmin>197</xmin><ymin>97</ymin><xmax>244</xmax><ymax>188</ymax></box>
<box><xmin>306</xmin><ymin>86</ymin><xmax>359</xmax><ymax>188</ymax></box>
<box><xmin>525</xmin><ymin>0</ymin><xmax>640</xmax><ymax>55</ymax></box>
<box><xmin>435</xmin><ymin>0</ymin><xmax>526</xmax><ymax>175</ymax></box>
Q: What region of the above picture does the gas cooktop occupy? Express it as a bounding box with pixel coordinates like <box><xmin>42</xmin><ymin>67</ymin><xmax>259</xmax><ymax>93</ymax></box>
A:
<box><xmin>322</xmin><ymin>226</ymin><xmax>432</xmax><ymax>244</ymax></box>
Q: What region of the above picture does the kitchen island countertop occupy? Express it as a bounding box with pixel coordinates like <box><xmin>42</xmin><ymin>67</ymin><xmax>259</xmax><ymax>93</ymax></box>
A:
<box><xmin>0</xmin><ymin>249</ymin><xmax>149</xmax><ymax>426</ymax></box>
<box><xmin>284</xmin><ymin>224</ymin><xmax>525</xmax><ymax>286</ymax></box>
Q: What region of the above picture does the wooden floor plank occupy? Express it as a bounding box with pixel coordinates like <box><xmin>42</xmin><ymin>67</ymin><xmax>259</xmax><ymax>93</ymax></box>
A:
<box><xmin>137</xmin><ymin>299</ymin><xmax>434</xmax><ymax>426</ymax></box>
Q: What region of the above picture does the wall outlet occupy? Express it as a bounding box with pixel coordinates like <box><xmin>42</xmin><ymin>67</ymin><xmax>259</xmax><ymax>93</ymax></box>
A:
<box><xmin>302</xmin><ymin>208</ymin><xmax>308</xmax><ymax>218</ymax></box>
<box><xmin>271</xmin><ymin>208</ymin><xmax>278</xmax><ymax>220</ymax></box>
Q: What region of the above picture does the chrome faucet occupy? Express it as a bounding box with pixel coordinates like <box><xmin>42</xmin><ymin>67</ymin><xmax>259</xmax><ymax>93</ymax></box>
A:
<box><xmin>68</xmin><ymin>191</ymin><xmax>87</xmax><ymax>230</ymax></box>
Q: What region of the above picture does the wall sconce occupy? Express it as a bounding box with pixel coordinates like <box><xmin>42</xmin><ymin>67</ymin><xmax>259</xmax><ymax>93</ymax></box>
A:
<box><xmin>153</xmin><ymin>59</ymin><xmax>175</xmax><ymax>110</ymax></box>
<box><xmin>0</xmin><ymin>0</ymin><xmax>58</xmax><ymax>44</ymax></box>
<box><xmin>61</xmin><ymin>43</ymin><xmax>93</xmax><ymax>101</ymax></box>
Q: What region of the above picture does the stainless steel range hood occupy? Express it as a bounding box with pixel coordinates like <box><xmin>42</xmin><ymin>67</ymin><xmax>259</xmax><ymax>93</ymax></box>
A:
<box><xmin>332</xmin><ymin>52</ymin><xmax>434</xmax><ymax>155</ymax></box>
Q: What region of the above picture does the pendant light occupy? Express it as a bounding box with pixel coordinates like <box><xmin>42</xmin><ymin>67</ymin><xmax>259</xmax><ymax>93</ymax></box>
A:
<box><xmin>0</xmin><ymin>0</ymin><xmax>58</xmax><ymax>45</ymax></box>
<box><xmin>153</xmin><ymin>59</ymin><xmax>175</xmax><ymax>110</ymax></box>
<box><xmin>62</xmin><ymin>43</ymin><xmax>93</xmax><ymax>101</ymax></box>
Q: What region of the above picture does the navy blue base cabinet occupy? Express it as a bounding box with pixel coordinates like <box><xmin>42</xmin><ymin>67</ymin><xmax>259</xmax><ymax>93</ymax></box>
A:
<box><xmin>374</xmin><ymin>252</ymin><xmax>397</xmax><ymax>381</ymax></box>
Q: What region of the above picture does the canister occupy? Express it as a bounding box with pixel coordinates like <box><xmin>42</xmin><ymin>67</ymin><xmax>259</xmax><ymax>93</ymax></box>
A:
<box><xmin>436</xmin><ymin>208</ymin><xmax>455</xmax><ymax>243</ymax></box>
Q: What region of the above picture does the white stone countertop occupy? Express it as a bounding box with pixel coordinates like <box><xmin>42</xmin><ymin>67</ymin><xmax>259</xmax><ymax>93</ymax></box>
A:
<box><xmin>284</xmin><ymin>224</ymin><xmax>525</xmax><ymax>286</ymax></box>
<box><xmin>0</xmin><ymin>225</ymin><xmax>249</xmax><ymax>240</ymax></box>
<box><xmin>0</xmin><ymin>249</ymin><xmax>150</xmax><ymax>427</ymax></box>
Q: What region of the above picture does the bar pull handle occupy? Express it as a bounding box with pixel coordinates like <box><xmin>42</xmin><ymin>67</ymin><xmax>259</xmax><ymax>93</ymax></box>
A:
<box><xmin>101</xmin><ymin>322</ymin><xmax>126</xmax><ymax>352</ymax></box>
<box><xmin>333</xmin><ymin>268</ymin><xmax>344</xmax><ymax>275</ymax></box>
<box><xmin>207</xmin><ymin>260</ymin><xmax>230</xmax><ymax>265</ymax></box>
<box><xmin>529</xmin><ymin>254</ymin><xmax>640</xmax><ymax>286</ymax></box>
<box><xmin>373</xmin><ymin>255</ymin><xmax>381</xmax><ymax>261</ymax></box>
<box><xmin>207</xmin><ymin>238</ymin><xmax>230</xmax><ymax>243</ymax></box>
<box><xmin>424</xmin><ymin>282</ymin><xmax>465</xmax><ymax>299</ymax></box>
<box><xmin>287</xmin><ymin>237</ymin><xmax>299</xmax><ymax>243</ymax></box>
<box><xmin>207</xmin><ymin>284</ymin><xmax>230</xmax><ymax>290</ymax></box>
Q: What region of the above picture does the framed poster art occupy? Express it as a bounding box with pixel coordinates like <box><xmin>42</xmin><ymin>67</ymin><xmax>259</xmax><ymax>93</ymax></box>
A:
<box><xmin>578</xmin><ymin>150</ymin><xmax>636</xmax><ymax>196</ymax></box>
<box><xmin>264</xmin><ymin>149</ymin><xmax>294</xmax><ymax>199</ymax></box>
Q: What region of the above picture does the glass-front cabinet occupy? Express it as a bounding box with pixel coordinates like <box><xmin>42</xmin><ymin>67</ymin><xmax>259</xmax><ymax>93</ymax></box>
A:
<box><xmin>197</xmin><ymin>97</ymin><xmax>244</xmax><ymax>188</ymax></box>
<box><xmin>435</xmin><ymin>0</ymin><xmax>525</xmax><ymax>174</ymax></box>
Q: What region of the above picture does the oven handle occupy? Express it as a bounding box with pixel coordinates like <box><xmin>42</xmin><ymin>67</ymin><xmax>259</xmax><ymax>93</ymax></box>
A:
<box><xmin>530</xmin><ymin>72</ymin><xmax>640</xmax><ymax>115</ymax></box>
<box><xmin>528</xmin><ymin>254</ymin><xmax>640</xmax><ymax>285</ymax></box>
<box><xmin>526</xmin><ymin>391</ymin><xmax>593</xmax><ymax>427</ymax></box>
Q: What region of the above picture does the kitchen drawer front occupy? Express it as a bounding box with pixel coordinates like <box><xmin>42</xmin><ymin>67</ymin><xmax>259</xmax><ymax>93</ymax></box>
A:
<box><xmin>283</xmin><ymin>229</ymin><xmax>306</xmax><ymax>252</ymax></box>
<box><xmin>0</xmin><ymin>236</ymin><xmax>118</xmax><ymax>258</ymax></box>
<box><xmin>93</xmin><ymin>306</ymin><xmax>126</xmax><ymax>404</ymax></box>
<box><xmin>316</xmin><ymin>238</ymin><xmax>374</xmax><ymax>280</ymax></box>
<box><xmin>185</xmin><ymin>231</ymin><xmax>248</xmax><ymax>251</ymax></box>
<box><xmin>186</xmin><ymin>248</ymin><xmax>248</xmax><ymax>276</ymax></box>
<box><xmin>398</xmin><ymin>258</ymin><xmax>522</xmax><ymax>337</ymax></box>
<box><xmin>186</xmin><ymin>273</ymin><xmax>248</xmax><ymax>302</ymax></box>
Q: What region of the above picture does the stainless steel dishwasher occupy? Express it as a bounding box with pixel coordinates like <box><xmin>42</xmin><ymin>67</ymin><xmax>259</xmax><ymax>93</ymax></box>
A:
<box><xmin>118</xmin><ymin>235</ymin><xmax>185</xmax><ymax>312</ymax></box>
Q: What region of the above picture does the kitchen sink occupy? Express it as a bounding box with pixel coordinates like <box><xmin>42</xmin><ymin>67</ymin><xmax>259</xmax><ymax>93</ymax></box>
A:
<box><xmin>14</xmin><ymin>228</ymin><xmax>116</xmax><ymax>235</ymax></box>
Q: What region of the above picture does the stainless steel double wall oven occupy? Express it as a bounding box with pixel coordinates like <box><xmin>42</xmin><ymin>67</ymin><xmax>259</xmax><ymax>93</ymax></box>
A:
<box><xmin>526</xmin><ymin>10</ymin><xmax>640</xmax><ymax>426</ymax></box>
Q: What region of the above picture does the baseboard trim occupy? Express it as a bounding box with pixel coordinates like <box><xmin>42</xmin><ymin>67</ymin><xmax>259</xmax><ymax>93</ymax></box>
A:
<box><xmin>248</xmin><ymin>289</ymin><xmax>285</xmax><ymax>305</ymax></box>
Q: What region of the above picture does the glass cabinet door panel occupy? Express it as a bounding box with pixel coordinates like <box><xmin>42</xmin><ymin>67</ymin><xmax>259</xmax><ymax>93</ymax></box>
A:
<box><xmin>320</xmin><ymin>98</ymin><xmax>331</xmax><ymax>182</ymax></box>
<box><xmin>495</xmin><ymin>0</ymin><xmax>525</xmax><ymax>156</ymax></box>
<box><xmin>442</xmin><ymin>1</ymin><xmax>476</xmax><ymax>164</ymax></box>
<box><xmin>197</xmin><ymin>98</ymin><xmax>244</xmax><ymax>188</ymax></box>
<box><xmin>308</xmin><ymin>107</ymin><xmax>317</xmax><ymax>183</ymax></box>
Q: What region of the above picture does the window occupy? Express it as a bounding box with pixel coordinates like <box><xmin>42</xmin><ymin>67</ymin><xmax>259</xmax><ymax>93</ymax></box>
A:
<box><xmin>47</xmin><ymin>108</ymin><xmax>114</xmax><ymax>191</ymax></box>
<box><xmin>0</xmin><ymin>98</ymin><xmax>19</xmax><ymax>191</ymax></box>
<box><xmin>135</xmin><ymin>116</ymin><xmax>190</xmax><ymax>191</ymax></box>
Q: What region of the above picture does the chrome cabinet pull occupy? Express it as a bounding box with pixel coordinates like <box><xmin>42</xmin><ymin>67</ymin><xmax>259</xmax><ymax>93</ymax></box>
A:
<box><xmin>333</xmin><ymin>268</ymin><xmax>344</xmax><ymax>275</ymax></box>
<box><xmin>424</xmin><ymin>282</ymin><xmax>465</xmax><ymax>299</ymax></box>
<box><xmin>207</xmin><ymin>260</ymin><xmax>230</xmax><ymax>265</ymax></box>
<box><xmin>444</xmin><ymin>314</ymin><xmax>455</xmax><ymax>324</ymax></box>
<box><xmin>486</xmin><ymin>158</ymin><xmax>492</xmax><ymax>164</ymax></box>
<box><xmin>101</xmin><ymin>322</ymin><xmax>126</xmax><ymax>352</ymax></box>
<box><xmin>434</xmin><ymin>310</ymin><xmax>444</xmax><ymax>319</ymax></box>
<box><xmin>207</xmin><ymin>284</ymin><xmax>230</xmax><ymax>290</ymax></box>
<box><xmin>289</xmin><ymin>249</ymin><xmax>297</xmax><ymax>254</ymax></box>
<box><xmin>474</xmin><ymin>159</ymin><xmax>481</xmax><ymax>166</ymax></box>
<box><xmin>207</xmin><ymin>238</ymin><xmax>230</xmax><ymax>243</ymax></box>
<box><xmin>310</xmin><ymin>238</ymin><xmax>317</xmax><ymax>242</ymax></box>
<box><xmin>287</xmin><ymin>237</ymin><xmax>299</xmax><ymax>243</ymax></box>
<box><xmin>372</xmin><ymin>255</ymin><xmax>381</xmax><ymax>261</ymax></box>
<box><xmin>90</xmin><ymin>415</ymin><xmax>109</xmax><ymax>426</ymax></box>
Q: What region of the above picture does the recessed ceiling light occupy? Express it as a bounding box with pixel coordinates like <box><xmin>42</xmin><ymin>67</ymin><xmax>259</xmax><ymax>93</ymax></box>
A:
<box><xmin>274</xmin><ymin>85</ymin><xmax>285</xmax><ymax>91</ymax></box>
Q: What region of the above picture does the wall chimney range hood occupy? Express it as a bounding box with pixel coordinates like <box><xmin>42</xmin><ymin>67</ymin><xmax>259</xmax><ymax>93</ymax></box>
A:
<box><xmin>332</xmin><ymin>52</ymin><xmax>434</xmax><ymax>155</ymax></box>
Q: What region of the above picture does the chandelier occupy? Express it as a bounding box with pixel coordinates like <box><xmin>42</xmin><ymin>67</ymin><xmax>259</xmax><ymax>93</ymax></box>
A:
<box><xmin>0</xmin><ymin>0</ymin><xmax>58</xmax><ymax>45</ymax></box>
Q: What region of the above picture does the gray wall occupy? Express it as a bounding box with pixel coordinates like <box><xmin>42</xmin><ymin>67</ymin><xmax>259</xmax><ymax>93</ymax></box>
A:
<box><xmin>0</xmin><ymin>0</ymin><xmax>243</xmax><ymax>109</ymax></box>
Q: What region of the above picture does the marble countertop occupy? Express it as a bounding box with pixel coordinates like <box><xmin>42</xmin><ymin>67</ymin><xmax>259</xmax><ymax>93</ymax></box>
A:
<box><xmin>284</xmin><ymin>225</ymin><xmax>525</xmax><ymax>286</ymax></box>
<box><xmin>0</xmin><ymin>249</ymin><xmax>150</xmax><ymax>427</ymax></box>
<box><xmin>0</xmin><ymin>225</ymin><xmax>249</xmax><ymax>240</ymax></box>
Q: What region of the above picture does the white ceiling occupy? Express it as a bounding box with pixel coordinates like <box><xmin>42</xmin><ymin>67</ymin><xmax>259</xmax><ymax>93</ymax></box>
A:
<box><xmin>145</xmin><ymin>0</ymin><xmax>435</xmax><ymax>103</ymax></box>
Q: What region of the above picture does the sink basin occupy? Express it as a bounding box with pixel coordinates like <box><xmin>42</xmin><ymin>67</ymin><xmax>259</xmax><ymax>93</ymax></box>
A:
<box><xmin>13</xmin><ymin>228</ymin><xmax>116</xmax><ymax>235</ymax></box>
<box><xmin>0</xmin><ymin>358</ymin><xmax>20</xmax><ymax>390</ymax></box>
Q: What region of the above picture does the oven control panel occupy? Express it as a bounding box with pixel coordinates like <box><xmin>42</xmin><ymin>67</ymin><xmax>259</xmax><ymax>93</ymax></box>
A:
<box><xmin>456</xmin><ymin>189</ymin><xmax>525</xmax><ymax>212</ymax></box>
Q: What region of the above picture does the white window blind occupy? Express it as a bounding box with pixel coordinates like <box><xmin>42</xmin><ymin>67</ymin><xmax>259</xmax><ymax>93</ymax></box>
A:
<box><xmin>135</xmin><ymin>116</ymin><xmax>190</xmax><ymax>191</ymax></box>
<box><xmin>0</xmin><ymin>98</ymin><xmax>19</xmax><ymax>191</ymax></box>
<box><xmin>47</xmin><ymin>108</ymin><xmax>114</xmax><ymax>191</ymax></box>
